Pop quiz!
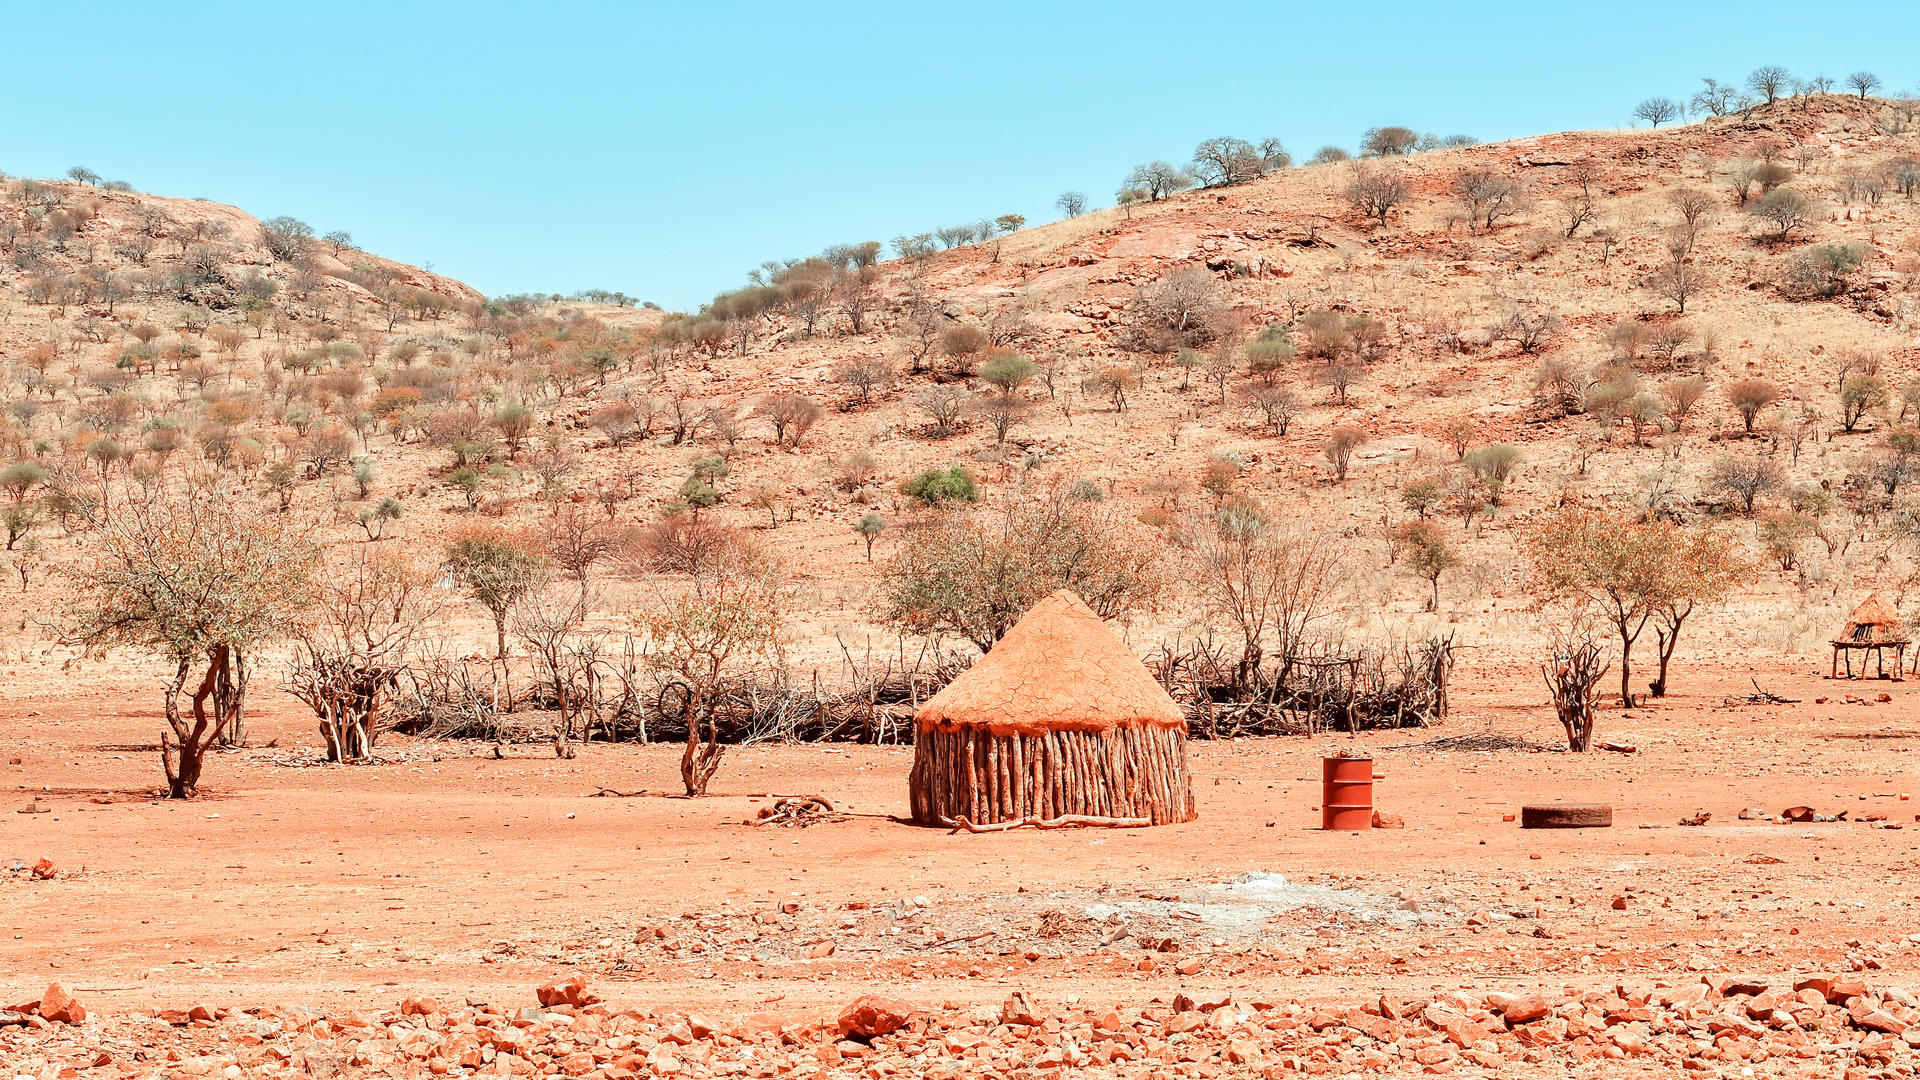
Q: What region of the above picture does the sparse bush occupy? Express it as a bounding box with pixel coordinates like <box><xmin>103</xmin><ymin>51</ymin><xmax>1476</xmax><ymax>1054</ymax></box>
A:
<box><xmin>1128</xmin><ymin>270</ymin><xmax>1223</xmax><ymax>351</ymax></box>
<box><xmin>1324</xmin><ymin>426</ymin><xmax>1368</xmax><ymax>482</ymax></box>
<box><xmin>1747</xmin><ymin>186</ymin><xmax>1815</xmax><ymax>239</ymax></box>
<box><xmin>1726</xmin><ymin>378</ymin><xmax>1779</xmax><ymax>434</ymax></box>
<box><xmin>1782</xmin><ymin>243</ymin><xmax>1867</xmax><ymax>299</ymax></box>
<box><xmin>1345</xmin><ymin>163</ymin><xmax>1409</xmax><ymax>227</ymax></box>
<box><xmin>914</xmin><ymin>386</ymin><xmax>970</xmax><ymax>438</ymax></box>
<box><xmin>1452</xmin><ymin>168</ymin><xmax>1526</xmax><ymax>233</ymax></box>
<box><xmin>1243</xmin><ymin>385</ymin><xmax>1302</xmax><ymax>435</ymax></box>
<box><xmin>1840</xmin><ymin>374</ymin><xmax>1889</xmax><ymax>433</ymax></box>
<box><xmin>1707</xmin><ymin>453</ymin><xmax>1782</xmax><ymax>513</ymax></box>
<box><xmin>1462</xmin><ymin>444</ymin><xmax>1523</xmax><ymax>502</ymax></box>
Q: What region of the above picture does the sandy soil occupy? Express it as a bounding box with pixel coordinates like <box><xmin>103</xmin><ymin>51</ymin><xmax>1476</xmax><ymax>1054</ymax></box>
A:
<box><xmin>7</xmin><ymin>651</ymin><xmax>1918</xmax><ymax>1030</ymax></box>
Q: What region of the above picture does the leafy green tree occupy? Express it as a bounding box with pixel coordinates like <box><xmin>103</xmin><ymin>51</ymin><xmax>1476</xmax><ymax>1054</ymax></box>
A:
<box><xmin>979</xmin><ymin>353</ymin><xmax>1036</xmax><ymax>399</ymax></box>
<box><xmin>1392</xmin><ymin>520</ymin><xmax>1459</xmax><ymax>611</ymax></box>
<box><xmin>854</xmin><ymin>512</ymin><xmax>886</xmax><ymax>561</ymax></box>
<box><xmin>443</xmin><ymin>525</ymin><xmax>547</xmax><ymax>658</ymax></box>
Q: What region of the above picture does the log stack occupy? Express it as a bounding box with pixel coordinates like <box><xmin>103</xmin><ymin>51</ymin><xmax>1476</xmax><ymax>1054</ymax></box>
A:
<box><xmin>907</xmin><ymin>590</ymin><xmax>1196</xmax><ymax>827</ymax></box>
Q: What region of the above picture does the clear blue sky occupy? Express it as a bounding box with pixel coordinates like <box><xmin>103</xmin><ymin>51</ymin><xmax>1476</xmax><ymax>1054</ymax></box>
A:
<box><xmin>4</xmin><ymin>1</ymin><xmax>1914</xmax><ymax>310</ymax></box>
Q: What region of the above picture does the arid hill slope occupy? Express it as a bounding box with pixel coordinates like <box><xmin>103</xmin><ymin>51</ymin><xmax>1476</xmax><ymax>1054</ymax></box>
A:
<box><xmin>6</xmin><ymin>95</ymin><xmax>1920</xmax><ymax>685</ymax></box>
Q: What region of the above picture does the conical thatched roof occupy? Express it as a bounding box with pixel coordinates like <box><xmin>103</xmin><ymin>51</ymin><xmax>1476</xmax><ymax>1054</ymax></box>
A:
<box><xmin>915</xmin><ymin>590</ymin><xmax>1185</xmax><ymax>736</ymax></box>
<box><xmin>1840</xmin><ymin>592</ymin><xmax>1906</xmax><ymax>643</ymax></box>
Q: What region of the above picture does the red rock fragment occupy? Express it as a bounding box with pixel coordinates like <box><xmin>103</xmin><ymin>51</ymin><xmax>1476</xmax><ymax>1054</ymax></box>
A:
<box><xmin>837</xmin><ymin>994</ymin><xmax>917</xmax><ymax>1038</ymax></box>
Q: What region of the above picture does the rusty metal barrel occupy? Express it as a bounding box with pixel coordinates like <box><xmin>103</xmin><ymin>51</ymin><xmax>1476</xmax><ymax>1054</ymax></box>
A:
<box><xmin>1321</xmin><ymin>755</ymin><xmax>1374</xmax><ymax>830</ymax></box>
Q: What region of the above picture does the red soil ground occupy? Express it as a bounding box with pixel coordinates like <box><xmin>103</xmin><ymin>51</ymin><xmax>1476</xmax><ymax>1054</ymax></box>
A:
<box><xmin>6</xmin><ymin>650</ymin><xmax>1917</xmax><ymax>1029</ymax></box>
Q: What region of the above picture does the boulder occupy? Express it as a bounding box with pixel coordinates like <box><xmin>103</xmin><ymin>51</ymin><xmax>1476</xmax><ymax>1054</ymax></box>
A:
<box><xmin>536</xmin><ymin>976</ymin><xmax>600</xmax><ymax>1008</ymax></box>
<box><xmin>37</xmin><ymin>983</ymin><xmax>85</xmax><ymax>1024</ymax></box>
<box><xmin>837</xmin><ymin>994</ymin><xmax>917</xmax><ymax>1039</ymax></box>
<box><xmin>1498</xmin><ymin>993</ymin><xmax>1552</xmax><ymax>1025</ymax></box>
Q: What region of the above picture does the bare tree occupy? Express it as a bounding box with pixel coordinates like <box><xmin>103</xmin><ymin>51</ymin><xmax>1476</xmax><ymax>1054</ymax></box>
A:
<box><xmin>513</xmin><ymin>584</ymin><xmax>596</xmax><ymax>760</ymax></box>
<box><xmin>645</xmin><ymin>546</ymin><xmax>785</xmax><ymax>795</ymax></box>
<box><xmin>1542</xmin><ymin>632</ymin><xmax>1609</xmax><ymax>752</ymax></box>
<box><xmin>833</xmin><ymin>355</ymin><xmax>893</xmax><ymax>406</ymax></box>
<box><xmin>287</xmin><ymin>549</ymin><xmax>440</xmax><ymax>763</ymax></box>
<box><xmin>1361</xmin><ymin>126</ymin><xmax>1419</xmax><ymax>157</ymax></box>
<box><xmin>1189</xmin><ymin>137</ymin><xmax>1273</xmax><ymax>187</ymax></box>
<box><xmin>1746</xmin><ymin>66</ymin><xmax>1792</xmax><ymax>107</ymax></box>
<box><xmin>1633</xmin><ymin>97</ymin><xmax>1680</xmax><ymax>127</ymax></box>
<box><xmin>1125</xmin><ymin>161</ymin><xmax>1192</xmax><ymax>201</ymax></box>
<box><xmin>1345</xmin><ymin>163</ymin><xmax>1410</xmax><ymax>228</ymax></box>
<box><xmin>1452</xmin><ymin>168</ymin><xmax>1526</xmax><ymax>233</ymax></box>
<box><xmin>1847</xmin><ymin>71</ymin><xmax>1883</xmax><ymax>100</ymax></box>
<box><xmin>757</xmin><ymin>393</ymin><xmax>823</xmax><ymax>448</ymax></box>
<box><xmin>1055</xmin><ymin>191</ymin><xmax>1088</xmax><ymax>217</ymax></box>
<box><xmin>1648</xmin><ymin>251</ymin><xmax>1708</xmax><ymax>313</ymax></box>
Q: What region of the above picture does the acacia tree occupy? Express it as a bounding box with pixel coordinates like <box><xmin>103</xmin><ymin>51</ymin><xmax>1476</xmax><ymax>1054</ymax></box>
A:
<box><xmin>63</xmin><ymin>485</ymin><xmax>317</xmax><ymax>796</ymax></box>
<box><xmin>645</xmin><ymin>547</ymin><xmax>785</xmax><ymax>796</ymax></box>
<box><xmin>287</xmin><ymin>549</ymin><xmax>440</xmax><ymax>762</ymax></box>
<box><xmin>443</xmin><ymin>524</ymin><xmax>548</xmax><ymax>658</ymax></box>
<box><xmin>1524</xmin><ymin>508</ymin><xmax>1748</xmax><ymax>706</ymax></box>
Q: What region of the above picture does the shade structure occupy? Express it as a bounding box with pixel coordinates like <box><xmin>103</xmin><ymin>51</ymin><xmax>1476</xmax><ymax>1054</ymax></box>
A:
<box><xmin>907</xmin><ymin>590</ymin><xmax>1196</xmax><ymax>827</ymax></box>
<box><xmin>1840</xmin><ymin>592</ymin><xmax>1904</xmax><ymax>643</ymax></box>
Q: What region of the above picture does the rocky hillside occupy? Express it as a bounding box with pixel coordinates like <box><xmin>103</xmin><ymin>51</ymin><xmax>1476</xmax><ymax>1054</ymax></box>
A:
<box><xmin>6</xmin><ymin>92</ymin><xmax>1920</xmax><ymax>674</ymax></box>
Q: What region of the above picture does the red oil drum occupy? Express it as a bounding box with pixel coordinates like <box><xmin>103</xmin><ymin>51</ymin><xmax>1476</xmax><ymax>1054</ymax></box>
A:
<box><xmin>1322</xmin><ymin>756</ymin><xmax>1374</xmax><ymax>830</ymax></box>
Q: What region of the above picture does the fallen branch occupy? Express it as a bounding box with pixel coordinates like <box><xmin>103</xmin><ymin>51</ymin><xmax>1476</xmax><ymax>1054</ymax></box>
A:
<box><xmin>941</xmin><ymin>814</ymin><xmax>1151</xmax><ymax>833</ymax></box>
<box><xmin>1723</xmin><ymin>678</ymin><xmax>1799</xmax><ymax>707</ymax></box>
<box><xmin>910</xmin><ymin>931</ymin><xmax>997</xmax><ymax>951</ymax></box>
<box><xmin>589</xmin><ymin>788</ymin><xmax>651</xmax><ymax>798</ymax></box>
<box><xmin>747</xmin><ymin>796</ymin><xmax>839</xmax><ymax>827</ymax></box>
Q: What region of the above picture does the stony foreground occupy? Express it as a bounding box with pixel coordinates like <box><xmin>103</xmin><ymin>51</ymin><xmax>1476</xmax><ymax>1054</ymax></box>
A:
<box><xmin>7</xmin><ymin>974</ymin><xmax>1920</xmax><ymax>1079</ymax></box>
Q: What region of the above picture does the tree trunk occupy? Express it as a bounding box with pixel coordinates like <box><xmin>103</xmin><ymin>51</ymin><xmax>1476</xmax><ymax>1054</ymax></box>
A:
<box><xmin>162</xmin><ymin>648</ymin><xmax>230</xmax><ymax>798</ymax></box>
<box><xmin>680</xmin><ymin>692</ymin><xmax>724</xmax><ymax>796</ymax></box>
<box><xmin>1649</xmin><ymin>604</ymin><xmax>1690</xmax><ymax>698</ymax></box>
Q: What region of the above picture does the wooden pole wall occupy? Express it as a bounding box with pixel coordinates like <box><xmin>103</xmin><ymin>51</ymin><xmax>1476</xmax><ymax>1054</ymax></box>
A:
<box><xmin>908</xmin><ymin>724</ymin><xmax>1196</xmax><ymax>826</ymax></box>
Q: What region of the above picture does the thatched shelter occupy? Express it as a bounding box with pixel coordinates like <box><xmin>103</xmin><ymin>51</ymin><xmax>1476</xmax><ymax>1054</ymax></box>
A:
<box><xmin>908</xmin><ymin>590</ymin><xmax>1196</xmax><ymax>828</ymax></box>
<box><xmin>1831</xmin><ymin>592</ymin><xmax>1908</xmax><ymax>679</ymax></box>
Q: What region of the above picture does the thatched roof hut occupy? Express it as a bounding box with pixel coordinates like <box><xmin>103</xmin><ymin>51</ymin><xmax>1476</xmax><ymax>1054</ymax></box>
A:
<box><xmin>1839</xmin><ymin>592</ymin><xmax>1906</xmax><ymax>644</ymax></box>
<box><xmin>908</xmin><ymin>590</ymin><xmax>1196</xmax><ymax>827</ymax></box>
